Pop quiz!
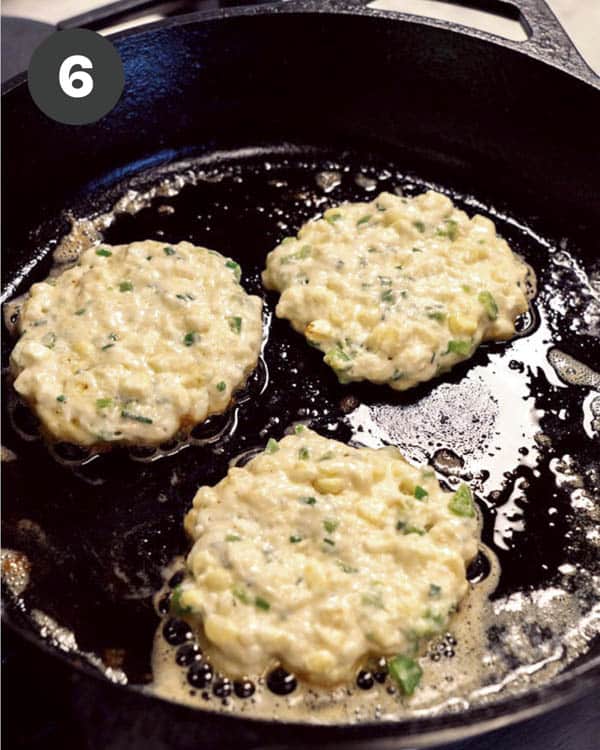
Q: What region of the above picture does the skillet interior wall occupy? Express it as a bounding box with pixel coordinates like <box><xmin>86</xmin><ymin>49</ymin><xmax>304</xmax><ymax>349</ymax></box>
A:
<box><xmin>2</xmin><ymin>10</ymin><xmax>600</xmax><ymax>278</ymax></box>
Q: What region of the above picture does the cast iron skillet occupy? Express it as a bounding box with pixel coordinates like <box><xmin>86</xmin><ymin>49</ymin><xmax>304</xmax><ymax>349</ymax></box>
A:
<box><xmin>2</xmin><ymin>1</ymin><xmax>600</xmax><ymax>748</ymax></box>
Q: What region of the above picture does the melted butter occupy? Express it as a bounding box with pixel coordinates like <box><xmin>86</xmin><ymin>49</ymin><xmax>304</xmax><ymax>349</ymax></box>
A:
<box><xmin>1</xmin><ymin>548</ymin><xmax>31</xmax><ymax>596</ymax></box>
<box><xmin>547</xmin><ymin>348</ymin><xmax>600</xmax><ymax>389</ymax></box>
<box><xmin>149</xmin><ymin>537</ymin><xmax>599</xmax><ymax>723</ymax></box>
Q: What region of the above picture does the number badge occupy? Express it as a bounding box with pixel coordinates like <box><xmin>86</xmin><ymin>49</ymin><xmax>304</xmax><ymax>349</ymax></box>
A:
<box><xmin>28</xmin><ymin>29</ymin><xmax>124</xmax><ymax>125</ymax></box>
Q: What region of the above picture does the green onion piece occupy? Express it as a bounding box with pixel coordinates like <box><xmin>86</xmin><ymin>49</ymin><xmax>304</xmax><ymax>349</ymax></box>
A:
<box><xmin>446</xmin><ymin>220</ymin><xmax>459</xmax><ymax>240</ymax></box>
<box><xmin>446</xmin><ymin>339</ymin><xmax>471</xmax><ymax>356</ymax></box>
<box><xmin>478</xmin><ymin>290</ymin><xmax>499</xmax><ymax>320</ymax></box>
<box><xmin>56</xmin><ymin>395</ymin><xmax>66</xmax><ymax>403</ymax></box>
<box><xmin>392</xmin><ymin>370</ymin><xmax>405</xmax><ymax>381</ymax></box>
<box><xmin>413</xmin><ymin>220</ymin><xmax>426</xmax><ymax>233</ymax></box>
<box><xmin>357</xmin><ymin>214</ymin><xmax>372</xmax><ymax>226</ymax></box>
<box><xmin>216</xmin><ymin>381</ymin><xmax>226</xmax><ymax>392</ymax></box>
<box><xmin>101</xmin><ymin>343</ymin><xmax>115</xmax><ymax>351</ymax></box>
<box><xmin>255</xmin><ymin>596</ymin><xmax>270</xmax><ymax>611</ymax></box>
<box><xmin>176</xmin><ymin>293</ymin><xmax>195</xmax><ymax>301</ymax></box>
<box><xmin>414</xmin><ymin>485</ymin><xmax>428</xmax><ymax>500</ymax></box>
<box><xmin>337</xmin><ymin>561</ymin><xmax>358</xmax><ymax>574</ymax></box>
<box><xmin>424</xmin><ymin>608</ymin><xmax>445</xmax><ymax>626</ymax></box>
<box><xmin>183</xmin><ymin>331</ymin><xmax>197</xmax><ymax>347</ymax></box>
<box><xmin>429</xmin><ymin>584</ymin><xmax>442</xmax><ymax>598</ymax></box>
<box><xmin>426</xmin><ymin>310</ymin><xmax>446</xmax><ymax>322</ymax></box>
<box><xmin>324</xmin><ymin>342</ymin><xmax>353</xmax><ymax>376</ymax></box>
<box><xmin>96</xmin><ymin>398</ymin><xmax>113</xmax><ymax>409</ymax></box>
<box><xmin>96</xmin><ymin>248</ymin><xmax>112</xmax><ymax>257</ymax></box>
<box><xmin>300</xmin><ymin>496</ymin><xmax>317</xmax><ymax>505</ymax></box>
<box><xmin>297</xmin><ymin>245</ymin><xmax>311</xmax><ymax>258</ymax></box>
<box><xmin>323</xmin><ymin>519</ymin><xmax>339</xmax><ymax>533</ymax></box>
<box><xmin>298</xmin><ymin>447</ymin><xmax>310</xmax><ymax>460</ymax></box>
<box><xmin>229</xmin><ymin>316</ymin><xmax>242</xmax><ymax>334</ymax></box>
<box><xmin>381</xmin><ymin>289</ymin><xmax>395</xmax><ymax>303</ymax></box>
<box><xmin>318</xmin><ymin>451</ymin><xmax>334</xmax><ymax>461</ymax></box>
<box><xmin>294</xmin><ymin>424</ymin><xmax>305</xmax><ymax>434</ymax></box>
<box><xmin>396</xmin><ymin>521</ymin><xmax>425</xmax><ymax>535</ymax></box>
<box><xmin>42</xmin><ymin>332</ymin><xmax>56</xmax><ymax>349</ymax></box>
<box><xmin>437</xmin><ymin>219</ymin><xmax>459</xmax><ymax>241</ymax></box>
<box><xmin>226</xmin><ymin>534</ymin><xmax>242</xmax><ymax>542</ymax></box>
<box><xmin>361</xmin><ymin>592</ymin><xmax>384</xmax><ymax>609</ymax></box>
<box><xmin>412</xmin><ymin>247</ymin><xmax>422</xmax><ymax>253</ymax></box>
<box><xmin>119</xmin><ymin>281</ymin><xmax>133</xmax><ymax>293</ymax></box>
<box><xmin>326</xmin><ymin>343</ymin><xmax>351</xmax><ymax>362</ymax></box>
<box><xmin>75</xmin><ymin>308</ymin><xmax>86</xmax><ymax>316</ymax></box>
<box><xmin>170</xmin><ymin>586</ymin><xmax>193</xmax><ymax>616</ymax></box>
<box><xmin>323</xmin><ymin>538</ymin><xmax>335</xmax><ymax>546</ymax></box>
<box><xmin>266</xmin><ymin>438</ymin><xmax>279</xmax><ymax>454</ymax></box>
<box><xmin>325</xmin><ymin>212</ymin><xmax>342</xmax><ymax>225</ymax></box>
<box><xmin>461</xmin><ymin>284</ymin><xmax>473</xmax><ymax>293</ymax></box>
<box><xmin>289</xmin><ymin>535</ymin><xmax>303</xmax><ymax>543</ymax></box>
<box><xmin>225</xmin><ymin>260</ymin><xmax>242</xmax><ymax>280</ymax></box>
<box><xmin>388</xmin><ymin>655</ymin><xmax>423</xmax><ymax>696</ymax></box>
<box><xmin>282</xmin><ymin>245</ymin><xmax>312</xmax><ymax>263</ymax></box>
<box><xmin>121</xmin><ymin>410</ymin><xmax>153</xmax><ymax>425</ymax></box>
<box><xmin>232</xmin><ymin>587</ymin><xmax>250</xmax><ymax>605</ymax></box>
<box><xmin>449</xmin><ymin>483</ymin><xmax>476</xmax><ymax>517</ymax></box>
<box><xmin>163</xmin><ymin>246</ymin><xmax>176</xmax><ymax>256</ymax></box>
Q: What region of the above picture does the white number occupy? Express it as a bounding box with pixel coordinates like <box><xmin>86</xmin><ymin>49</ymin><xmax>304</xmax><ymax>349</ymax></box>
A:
<box><xmin>59</xmin><ymin>54</ymin><xmax>94</xmax><ymax>98</ymax></box>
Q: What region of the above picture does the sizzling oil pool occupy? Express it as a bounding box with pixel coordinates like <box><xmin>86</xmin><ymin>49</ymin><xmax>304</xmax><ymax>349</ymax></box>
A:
<box><xmin>2</xmin><ymin>150</ymin><xmax>599</xmax><ymax>723</ymax></box>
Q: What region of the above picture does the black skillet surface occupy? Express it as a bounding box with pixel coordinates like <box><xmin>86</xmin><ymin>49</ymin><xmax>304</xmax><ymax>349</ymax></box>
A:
<box><xmin>2</xmin><ymin>1</ymin><xmax>600</xmax><ymax>748</ymax></box>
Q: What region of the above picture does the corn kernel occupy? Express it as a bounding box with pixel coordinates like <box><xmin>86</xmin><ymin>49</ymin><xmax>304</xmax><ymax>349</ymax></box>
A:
<box><xmin>397</xmin><ymin>475</ymin><xmax>415</xmax><ymax>495</ymax></box>
<box><xmin>358</xmin><ymin>308</ymin><xmax>379</xmax><ymax>327</ymax></box>
<box><xmin>357</xmin><ymin>499</ymin><xmax>386</xmax><ymax>526</ymax></box>
<box><xmin>305</xmin><ymin>649</ymin><xmax>336</xmax><ymax>674</ymax></box>
<box><xmin>305</xmin><ymin>319</ymin><xmax>332</xmax><ymax>342</ymax></box>
<box><xmin>203</xmin><ymin>567</ymin><xmax>232</xmax><ymax>591</ymax></box>
<box><xmin>205</xmin><ymin>614</ymin><xmax>239</xmax><ymax>647</ymax></box>
<box><xmin>314</xmin><ymin>476</ymin><xmax>346</xmax><ymax>494</ymax></box>
<box><xmin>304</xmin><ymin>561</ymin><xmax>326</xmax><ymax>591</ymax></box>
<box><xmin>465</xmin><ymin>246</ymin><xmax>488</xmax><ymax>262</ymax></box>
<box><xmin>448</xmin><ymin>313</ymin><xmax>478</xmax><ymax>336</ymax></box>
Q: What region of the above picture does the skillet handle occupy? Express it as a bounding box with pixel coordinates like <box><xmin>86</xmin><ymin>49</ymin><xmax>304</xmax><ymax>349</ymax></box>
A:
<box><xmin>57</xmin><ymin>0</ymin><xmax>272</xmax><ymax>31</ymax></box>
<box><xmin>298</xmin><ymin>0</ymin><xmax>597</xmax><ymax>86</ymax></box>
<box><xmin>504</xmin><ymin>0</ymin><xmax>598</xmax><ymax>84</ymax></box>
<box><xmin>58</xmin><ymin>0</ymin><xmax>598</xmax><ymax>86</ymax></box>
<box><xmin>58</xmin><ymin>1</ymin><xmax>188</xmax><ymax>30</ymax></box>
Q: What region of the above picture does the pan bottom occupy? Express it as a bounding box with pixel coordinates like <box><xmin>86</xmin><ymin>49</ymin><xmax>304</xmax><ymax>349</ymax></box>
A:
<box><xmin>2</xmin><ymin>144</ymin><xmax>599</xmax><ymax>724</ymax></box>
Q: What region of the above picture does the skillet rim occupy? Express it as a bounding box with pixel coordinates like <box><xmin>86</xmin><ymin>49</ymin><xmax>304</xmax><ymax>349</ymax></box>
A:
<box><xmin>2</xmin><ymin>0</ymin><xmax>599</xmax><ymax>95</ymax></box>
<box><xmin>2</xmin><ymin>3</ymin><xmax>600</xmax><ymax>743</ymax></box>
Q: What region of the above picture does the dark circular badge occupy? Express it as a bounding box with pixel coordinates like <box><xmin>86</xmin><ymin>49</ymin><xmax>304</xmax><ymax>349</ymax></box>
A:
<box><xmin>28</xmin><ymin>28</ymin><xmax>124</xmax><ymax>125</ymax></box>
